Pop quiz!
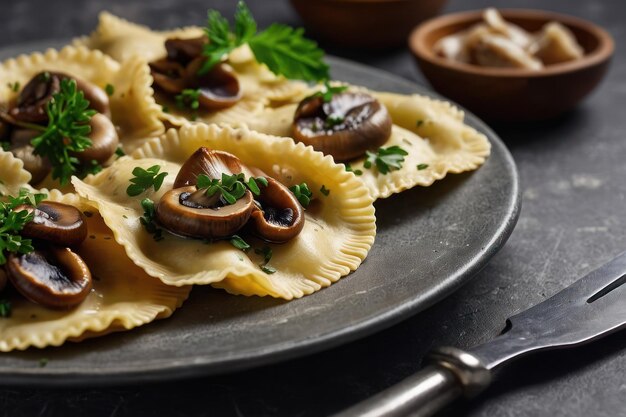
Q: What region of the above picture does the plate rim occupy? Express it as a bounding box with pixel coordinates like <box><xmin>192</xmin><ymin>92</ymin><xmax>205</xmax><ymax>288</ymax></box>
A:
<box><xmin>0</xmin><ymin>41</ymin><xmax>521</xmax><ymax>387</ymax></box>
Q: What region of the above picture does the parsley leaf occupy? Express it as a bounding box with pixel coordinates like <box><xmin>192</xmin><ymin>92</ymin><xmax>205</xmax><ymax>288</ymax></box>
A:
<box><xmin>30</xmin><ymin>79</ymin><xmax>98</xmax><ymax>185</ymax></box>
<box><xmin>230</xmin><ymin>235</ymin><xmax>250</xmax><ymax>252</ymax></box>
<box><xmin>254</xmin><ymin>246</ymin><xmax>276</xmax><ymax>274</ymax></box>
<box><xmin>197</xmin><ymin>173</ymin><xmax>267</xmax><ymax>205</ymax></box>
<box><xmin>127</xmin><ymin>165</ymin><xmax>169</xmax><ymax>197</ymax></box>
<box><xmin>417</xmin><ymin>163</ymin><xmax>429</xmax><ymax>171</ymax></box>
<box><xmin>320</xmin><ymin>185</ymin><xmax>330</xmax><ymax>196</ymax></box>
<box><xmin>289</xmin><ymin>183</ymin><xmax>313</xmax><ymax>207</ymax></box>
<box><xmin>115</xmin><ymin>146</ymin><xmax>125</xmax><ymax>158</ymax></box>
<box><xmin>0</xmin><ymin>189</ymin><xmax>47</xmax><ymax>265</ymax></box>
<box><xmin>261</xmin><ymin>265</ymin><xmax>276</xmax><ymax>274</ymax></box>
<box><xmin>307</xmin><ymin>81</ymin><xmax>348</xmax><ymax>103</ymax></box>
<box><xmin>7</xmin><ymin>81</ymin><xmax>20</xmax><ymax>92</ymax></box>
<box><xmin>363</xmin><ymin>146</ymin><xmax>408</xmax><ymax>175</ymax></box>
<box><xmin>175</xmin><ymin>88</ymin><xmax>201</xmax><ymax>110</ymax></box>
<box><xmin>201</xmin><ymin>1</ymin><xmax>329</xmax><ymax>81</ymax></box>
<box><xmin>105</xmin><ymin>83</ymin><xmax>115</xmax><ymax>96</ymax></box>
<box><xmin>0</xmin><ymin>299</ymin><xmax>11</xmax><ymax>318</ymax></box>
<box><xmin>139</xmin><ymin>198</ymin><xmax>164</xmax><ymax>241</ymax></box>
<box><xmin>345</xmin><ymin>163</ymin><xmax>363</xmax><ymax>176</ymax></box>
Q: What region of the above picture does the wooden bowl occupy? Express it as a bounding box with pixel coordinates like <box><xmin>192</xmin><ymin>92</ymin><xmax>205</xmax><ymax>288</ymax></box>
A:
<box><xmin>409</xmin><ymin>9</ymin><xmax>614</xmax><ymax>122</ymax></box>
<box><xmin>290</xmin><ymin>0</ymin><xmax>448</xmax><ymax>48</ymax></box>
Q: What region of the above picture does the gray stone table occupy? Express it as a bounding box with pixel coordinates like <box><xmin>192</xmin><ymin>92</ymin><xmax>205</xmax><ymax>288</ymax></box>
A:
<box><xmin>0</xmin><ymin>0</ymin><xmax>625</xmax><ymax>416</ymax></box>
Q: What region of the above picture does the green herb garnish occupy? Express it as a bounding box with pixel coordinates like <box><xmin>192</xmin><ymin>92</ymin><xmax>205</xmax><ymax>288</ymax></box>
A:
<box><xmin>0</xmin><ymin>299</ymin><xmax>11</xmax><ymax>318</ymax></box>
<box><xmin>261</xmin><ymin>265</ymin><xmax>276</xmax><ymax>274</ymax></box>
<box><xmin>0</xmin><ymin>189</ymin><xmax>47</xmax><ymax>265</ymax></box>
<box><xmin>345</xmin><ymin>163</ymin><xmax>363</xmax><ymax>176</ymax></box>
<box><xmin>417</xmin><ymin>163</ymin><xmax>429</xmax><ymax>171</ymax></box>
<box><xmin>363</xmin><ymin>146</ymin><xmax>408</xmax><ymax>175</ymax></box>
<box><xmin>1</xmin><ymin>142</ymin><xmax>10</xmax><ymax>152</ymax></box>
<box><xmin>320</xmin><ymin>185</ymin><xmax>330</xmax><ymax>196</ymax></box>
<box><xmin>127</xmin><ymin>165</ymin><xmax>169</xmax><ymax>197</ymax></box>
<box><xmin>28</xmin><ymin>79</ymin><xmax>98</xmax><ymax>185</ymax></box>
<box><xmin>115</xmin><ymin>146</ymin><xmax>125</xmax><ymax>158</ymax></box>
<box><xmin>38</xmin><ymin>358</ymin><xmax>48</xmax><ymax>367</ymax></box>
<box><xmin>175</xmin><ymin>88</ymin><xmax>201</xmax><ymax>110</ymax></box>
<box><xmin>324</xmin><ymin>114</ymin><xmax>344</xmax><ymax>129</ymax></box>
<box><xmin>7</xmin><ymin>81</ymin><xmax>20</xmax><ymax>92</ymax></box>
<box><xmin>197</xmin><ymin>173</ymin><xmax>267</xmax><ymax>205</ymax></box>
<box><xmin>230</xmin><ymin>235</ymin><xmax>250</xmax><ymax>252</ymax></box>
<box><xmin>289</xmin><ymin>183</ymin><xmax>313</xmax><ymax>207</ymax></box>
<box><xmin>307</xmin><ymin>81</ymin><xmax>348</xmax><ymax>103</ymax></box>
<box><xmin>139</xmin><ymin>198</ymin><xmax>164</xmax><ymax>241</ymax></box>
<box><xmin>105</xmin><ymin>83</ymin><xmax>115</xmax><ymax>96</ymax></box>
<box><xmin>200</xmin><ymin>1</ymin><xmax>329</xmax><ymax>81</ymax></box>
<box><xmin>416</xmin><ymin>120</ymin><xmax>424</xmax><ymax>127</ymax></box>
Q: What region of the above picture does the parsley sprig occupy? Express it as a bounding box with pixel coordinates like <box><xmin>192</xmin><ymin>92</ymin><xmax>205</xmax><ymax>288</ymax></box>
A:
<box><xmin>139</xmin><ymin>198</ymin><xmax>164</xmax><ymax>241</ymax></box>
<box><xmin>0</xmin><ymin>189</ymin><xmax>47</xmax><ymax>265</ymax></box>
<box><xmin>175</xmin><ymin>89</ymin><xmax>201</xmax><ymax>111</ymax></box>
<box><xmin>200</xmin><ymin>1</ymin><xmax>329</xmax><ymax>81</ymax></box>
<box><xmin>127</xmin><ymin>165</ymin><xmax>169</xmax><ymax>197</ymax></box>
<box><xmin>364</xmin><ymin>146</ymin><xmax>408</xmax><ymax>175</ymax></box>
<box><xmin>307</xmin><ymin>82</ymin><xmax>348</xmax><ymax>103</ymax></box>
<box><xmin>289</xmin><ymin>183</ymin><xmax>313</xmax><ymax>207</ymax></box>
<box><xmin>197</xmin><ymin>173</ymin><xmax>268</xmax><ymax>205</ymax></box>
<box><xmin>255</xmin><ymin>246</ymin><xmax>276</xmax><ymax>274</ymax></box>
<box><xmin>30</xmin><ymin>79</ymin><xmax>98</xmax><ymax>185</ymax></box>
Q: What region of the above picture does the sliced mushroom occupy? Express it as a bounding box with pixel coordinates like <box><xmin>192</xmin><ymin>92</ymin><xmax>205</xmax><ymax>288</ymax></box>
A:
<box><xmin>150</xmin><ymin>58</ymin><xmax>187</xmax><ymax>94</ymax></box>
<box><xmin>185</xmin><ymin>59</ymin><xmax>242</xmax><ymax>110</ymax></box>
<box><xmin>531</xmin><ymin>22</ymin><xmax>584</xmax><ymax>65</ymax></box>
<box><xmin>9</xmin><ymin>72</ymin><xmax>110</xmax><ymax>122</ymax></box>
<box><xmin>9</xmin><ymin>128</ymin><xmax>51</xmax><ymax>184</ymax></box>
<box><xmin>6</xmin><ymin>246</ymin><xmax>92</xmax><ymax>309</ymax></box>
<box><xmin>15</xmin><ymin>201</ymin><xmax>88</xmax><ymax>247</ymax></box>
<box><xmin>470</xmin><ymin>33</ymin><xmax>543</xmax><ymax>70</ymax></box>
<box><xmin>72</xmin><ymin>113</ymin><xmax>119</xmax><ymax>165</ymax></box>
<box><xmin>292</xmin><ymin>92</ymin><xmax>392</xmax><ymax>162</ymax></box>
<box><xmin>156</xmin><ymin>186</ymin><xmax>254</xmax><ymax>239</ymax></box>
<box><xmin>174</xmin><ymin>147</ymin><xmax>246</xmax><ymax>188</ymax></box>
<box><xmin>248</xmin><ymin>177</ymin><xmax>304</xmax><ymax>243</ymax></box>
<box><xmin>165</xmin><ymin>36</ymin><xmax>205</xmax><ymax>65</ymax></box>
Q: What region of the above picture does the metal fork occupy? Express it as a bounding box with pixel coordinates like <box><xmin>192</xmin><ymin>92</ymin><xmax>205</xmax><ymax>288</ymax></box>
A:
<box><xmin>335</xmin><ymin>251</ymin><xmax>626</xmax><ymax>417</ymax></box>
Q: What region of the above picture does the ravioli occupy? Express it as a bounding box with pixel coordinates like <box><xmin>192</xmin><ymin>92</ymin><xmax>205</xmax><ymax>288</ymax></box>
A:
<box><xmin>72</xmin><ymin>124</ymin><xmax>376</xmax><ymax>299</ymax></box>
<box><xmin>75</xmin><ymin>12</ymin><xmax>309</xmax><ymax>128</ymax></box>
<box><xmin>0</xmin><ymin>191</ymin><xmax>190</xmax><ymax>351</ymax></box>
<box><xmin>223</xmin><ymin>86</ymin><xmax>491</xmax><ymax>199</ymax></box>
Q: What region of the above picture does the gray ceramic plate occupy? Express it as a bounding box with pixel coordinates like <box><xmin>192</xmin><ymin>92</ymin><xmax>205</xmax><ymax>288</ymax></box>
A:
<box><xmin>0</xmin><ymin>41</ymin><xmax>520</xmax><ymax>387</ymax></box>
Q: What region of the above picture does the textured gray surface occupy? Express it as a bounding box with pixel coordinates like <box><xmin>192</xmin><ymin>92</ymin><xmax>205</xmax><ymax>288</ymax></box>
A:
<box><xmin>0</xmin><ymin>0</ymin><xmax>624</xmax><ymax>416</ymax></box>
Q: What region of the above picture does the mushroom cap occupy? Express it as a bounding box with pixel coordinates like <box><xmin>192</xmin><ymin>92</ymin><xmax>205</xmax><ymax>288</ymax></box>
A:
<box><xmin>185</xmin><ymin>59</ymin><xmax>242</xmax><ymax>110</ymax></box>
<box><xmin>150</xmin><ymin>58</ymin><xmax>187</xmax><ymax>94</ymax></box>
<box><xmin>6</xmin><ymin>246</ymin><xmax>92</xmax><ymax>309</ymax></box>
<box><xmin>72</xmin><ymin>113</ymin><xmax>119</xmax><ymax>165</ymax></box>
<box><xmin>156</xmin><ymin>186</ymin><xmax>255</xmax><ymax>239</ymax></box>
<box><xmin>292</xmin><ymin>92</ymin><xmax>392</xmax><ymax>162</ymax></box>
<box><xmin>174</xmin><ymin>147</ymin><xmax>247</xmax><ymax>188</ymax></box>
<box><xmin>165</xmin><ymin>36</ymin><xmax>205</xmax><ymax>65</ymax></box>
<box><xmin>16</xmin><ymin>201</ymin><xmax>88</xmax><ymax>247</ymax></box>
<box><xmin>248</xmin><ymin>177</ymin><xmax>305</xmax><ymax>243</ymax></box>
<box><xmin>0</xmin><ymin>268</ymin><xmax>6</xmax><ymax>292</ymax></box>
<box><xmin>9</xmin><ymin>128</ymin><xmax>51</xmax><ymax>185</ymax></box>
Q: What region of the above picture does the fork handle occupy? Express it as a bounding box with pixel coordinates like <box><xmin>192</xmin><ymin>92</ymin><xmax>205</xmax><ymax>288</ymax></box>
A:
<box><xmin>333</xmin><ymin>347</ymin><xmax>491</xmax><ymax>417</ymax></box>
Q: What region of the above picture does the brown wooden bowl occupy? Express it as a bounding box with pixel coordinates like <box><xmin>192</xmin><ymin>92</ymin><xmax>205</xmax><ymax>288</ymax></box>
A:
<box><xmin>409</xmin><ymin>9</ymin><xmax>614</xmax><ymax>122</ymax></box>
<box><xmin>290</xmin><ymin>0</ymin><xmax>448</xmax><ymax>49</ymax></box>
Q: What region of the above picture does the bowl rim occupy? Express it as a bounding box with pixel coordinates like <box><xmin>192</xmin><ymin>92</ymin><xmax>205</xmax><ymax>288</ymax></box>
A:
<box><xmin>409</xmin><ymin>8</ymin><xmax>615</xmax><ymax>78</ymax></box>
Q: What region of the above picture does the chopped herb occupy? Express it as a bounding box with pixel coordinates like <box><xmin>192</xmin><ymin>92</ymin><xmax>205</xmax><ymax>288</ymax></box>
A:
<box><xmin>261</xmin><ymin>265</ymin><xmax>276</xmax><ymax>274</ymax></box>
<box><xmin>127</xmin><ymin>165</ymin><xmax>169</xmax><ymax>197</ymax></box>
<box><xmin>324</xmin><ymin>114</ymin><xmax>344</xmax><ymax>129</ymax></box>
<box><xmin>363</xmin><ymin>146</ymin><xmax>408</xmax><ymax>175</ymax></box>
<box><xmin>345</xmin><ymin>163</ymin><xmax>363</xmax><ymax>176</ymax></box>
<box><xmin>197</xmin><ymin>173</ymin><xmax>267</xmax><ymax>205</ymax></box>
<box><xmin>230</xmin><ymin>235</ymin><xmax>250</xmax><ymax>252</ymax></box>
<box><xmin>289</xmin><ymin>183</ymin><xmax>313</xmax><ymax>207</ymax></box>
<box><xmin>175</xmin><ymin>88</ymin><xmax>201</xmax><ymax>111</ymax></box>
<box><xmin>30</xmin><ymin>79</ymin><xmax>98</xmax><ymax>185</ymax></box>
<box><xmin>320</xmin><ymin>185</ymin><xmax>330</xmax><ymax>196</ymax></box>
<box><xmin>115</xmin><ymin>146</ymin><xmax>125</xmax><ymax>158</ymax></box>
<box><xmin>200</xmin><ymin>1</ymin><xmax>329</xmax><ymax>81</ymax></box>
<box><xmin>162</xmin><ymin>105</ymin><xmax>170</xmax><ymax>113</ymax></box>
<box><xmin>76</xmin><ymin>159</ymin><xmax>103</xmax><ymax>177</ymax></box>
<box><xmin>0</xmin><ymin>299</ymin><xmax>11</xmax><ymax>318</ymax></box>
<box><xmin>105</xmin><ymin>83</ymin><xmax>115</xmax><ymax>96</ymax></box>
<box><xmin>38</xmin><ymin>358</ymin><xmax>48</xmax><ymax>368</ymax></box>
<box><xmin>416</xmin><ymin>120</ymin><xmax>424</xmax><ymax>127</ymax></box>
<box><xmin>0</xmin><ymin>189</ymin><xmax>47</xmax><ymax>265</ymax></box>
<box><xmin>139</xmin><ymin>198</ymin><xmax>164</xmax><ymax>241</ymax></box>
<box><xmin>306</xmin><ymin>81</ymin><xmax>348</xmax><ymax>103</ymax></box>
<box><xmin>417</xmin><ymin>163</ymin><xmax>429</xmax><ymax>171</ymax></box>
<box><xmin>1</xmin><ymin>141</ymin><xmax>10</xmax><ymax>151</ymax></box>
<box><xmin>254</xmin><ymin>246</ymin><xmax>272</xmax><ymax>265</ymax></box>
<box><xmin>7</xmin><ymin>81</ymin><xmax>20</xmax><ymax>92</ymax></box>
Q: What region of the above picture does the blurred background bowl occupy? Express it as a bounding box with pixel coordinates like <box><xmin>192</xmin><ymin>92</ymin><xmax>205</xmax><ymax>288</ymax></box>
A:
<box><xmin>409</xmin><ymin>9</ymin><xmax>614</xmax><ymax>122</ymax></box>
<box><xmin>290</xmin><ymin>0</ymin><xmax>448</xmax><ymax>49</ymax></box>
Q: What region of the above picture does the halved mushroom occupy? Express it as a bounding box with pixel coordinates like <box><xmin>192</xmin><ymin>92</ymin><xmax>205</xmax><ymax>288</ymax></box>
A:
<box><xmin>185</xmin><ymin>59</ymin><xmax>242</xmax><ymax>110</ymax></box>
<box><xmin>531</xmin><ymin>22</ymin><xmax>584</xmax><ymax>65</ymax></box>
<box><xmin>72</xmin><ymin>113</ymin><xmax>119</xmax><ymax>165</ymax></box>
<box><xmin>9</xmin><ymin>72</ymin><xmax>111</xmax><ymax>122</ymax></box>
<box><xmin>470</xmin><ymin>33</ymin><xmax>543</xmax><ymax>69</ymax></box>
<box><xmin>248</xmin><ymin>177</ymin><xmax>304</xmax><ymax>243</ymax></box>
<box><xmin>9</xmin><ymin>128</ymin><xmax>51</xmax><ymax>184</ymax></box>
<box><xmin>174</xmin><ymin>147</ymin><xmax>246</xmax><ymax>188</ymax></box>
<box><xmin>292</xmin><ymin>92</ymin><xmax>392</xmax><ymax>162</ymax></box>
<box><xmin>150</xmin><ymin>58</ymin><xmax>187</xmax><ymax>94</ymax></box>
<box><xmin>165</xmin><ymin>36</ymin><xmax>205</xmax><ymax>65</ymax></box>
<box><xmin>156</xmin><ymin>185</ymin><xmax>255</xmax><ymax>239</ymax></box>
<box><xmin>6</xmin><ymin>246</ymin><xmax>92</xmax><ymax>309</ymax></box>
<box><xmin>15</xmin><ymin>201</ymin><xmax>88</xmax><ymax>247</ymax></box>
